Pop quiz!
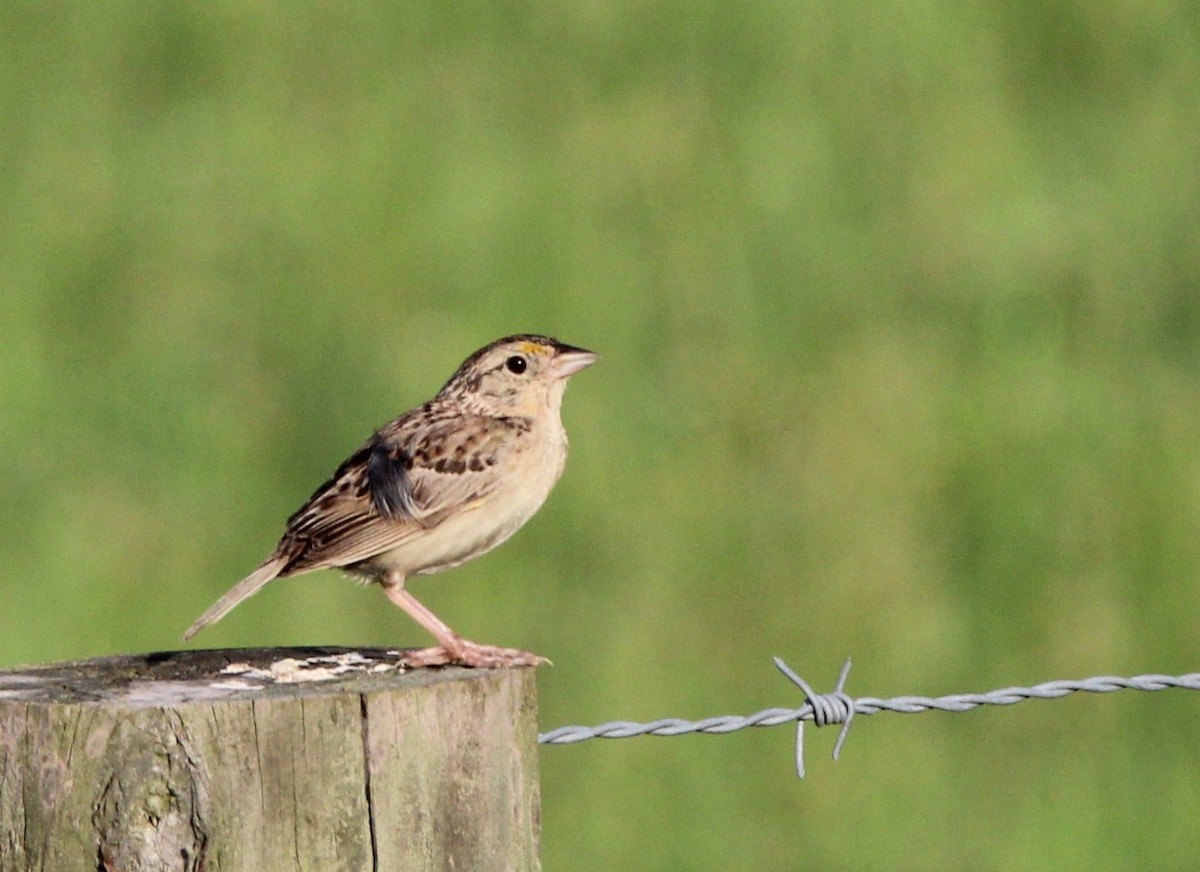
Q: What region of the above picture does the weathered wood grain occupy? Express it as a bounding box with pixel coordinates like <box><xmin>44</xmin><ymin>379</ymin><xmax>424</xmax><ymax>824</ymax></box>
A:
<box><xmin>0</xmin><ymin>648</ymin><xmax>540</xmax><ymax>872</ymax></box>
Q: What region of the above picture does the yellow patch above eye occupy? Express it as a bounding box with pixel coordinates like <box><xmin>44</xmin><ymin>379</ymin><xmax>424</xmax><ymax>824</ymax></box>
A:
<box><xmin>516</xmin><ymin>341</ymin><xmax>552</xmax><ymax>356</ymax></box>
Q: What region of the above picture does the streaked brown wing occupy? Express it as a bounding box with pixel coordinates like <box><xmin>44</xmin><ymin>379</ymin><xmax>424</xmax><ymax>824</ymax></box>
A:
<box><xmin>273</xmin><ymin>446</ymin><xmax>417</xmax><ymax>574</ymax></box>
<box><xmin>374</xmin><ymin>414</ymin><xmax>520</xmax><ymax>518</ymax></box>
<box><xmin>273</xmin><ymin>414</ymin><xmax>522</xmax><ymax>575</ymax></box>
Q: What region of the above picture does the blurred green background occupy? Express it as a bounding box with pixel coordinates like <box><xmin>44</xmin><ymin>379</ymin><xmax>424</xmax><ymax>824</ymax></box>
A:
<box><xmin>3</xmin><ymin>2</ymin><xmax>1199</xmax><ymax>868</ymax></box>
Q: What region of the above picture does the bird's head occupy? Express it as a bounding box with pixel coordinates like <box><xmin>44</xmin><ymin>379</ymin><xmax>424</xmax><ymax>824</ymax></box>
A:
<box><xmin>439</xmin><ymin>334</ymin><xmax>598</xmax><ymax>416</ymax></box>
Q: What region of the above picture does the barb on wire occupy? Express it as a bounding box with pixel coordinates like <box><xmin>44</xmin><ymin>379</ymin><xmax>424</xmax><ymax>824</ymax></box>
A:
<box><xmin>774</xmin><ymin>656</ymin><xmax>854</xmax><ymax>778</ymax></box>
<box><xmin>537</xmin><ymin>660</ymin><xmax>1200</xmax><ymax>778</ymax></box>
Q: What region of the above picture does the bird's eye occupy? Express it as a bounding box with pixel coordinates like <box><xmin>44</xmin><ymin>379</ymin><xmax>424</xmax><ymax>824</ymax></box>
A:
<box><xmin>505</xmin><ymin>355</ymin><xmax>527</xmax><ymax>374</ymax></box>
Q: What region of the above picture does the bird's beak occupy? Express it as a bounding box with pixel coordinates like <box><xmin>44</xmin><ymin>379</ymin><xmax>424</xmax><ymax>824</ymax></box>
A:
<box><xmin>550</xmin><ymin>346</ymin><xmax>599</xmax><ymax>379</ymax></box>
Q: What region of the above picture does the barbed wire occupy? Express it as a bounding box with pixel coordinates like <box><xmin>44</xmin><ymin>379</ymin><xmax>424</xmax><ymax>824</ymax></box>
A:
<box><xmin>537</xmin><ymin>658</ymin><xmax>1200</xmax><ymax>777</ymax></box>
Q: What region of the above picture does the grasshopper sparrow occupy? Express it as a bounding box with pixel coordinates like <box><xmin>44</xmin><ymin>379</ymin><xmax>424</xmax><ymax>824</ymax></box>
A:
<box><xmin>184</xmin><ymin>334</ymin><xmax>597</xmax><ymax>668</ymax></box>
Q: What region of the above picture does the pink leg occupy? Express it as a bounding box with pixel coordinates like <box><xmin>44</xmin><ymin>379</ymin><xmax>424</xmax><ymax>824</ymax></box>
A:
<box><xmin>381</xmin><ymin>574</ymin><xmax>544</xmax><ymax>668</ymax></box>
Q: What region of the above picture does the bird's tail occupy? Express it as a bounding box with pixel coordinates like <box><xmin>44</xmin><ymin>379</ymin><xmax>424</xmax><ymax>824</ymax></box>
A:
<box><xmin>183</xmin><ymin>555</ymin><xmax>289</xmax><ymax>641</ymax></box>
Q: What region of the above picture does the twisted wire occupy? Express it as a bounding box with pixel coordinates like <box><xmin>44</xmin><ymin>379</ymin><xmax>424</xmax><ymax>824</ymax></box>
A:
<box><xmin>537</xmin><ymin>660</ymin><xmax>1200</xmax><ymax>777</ymax></box>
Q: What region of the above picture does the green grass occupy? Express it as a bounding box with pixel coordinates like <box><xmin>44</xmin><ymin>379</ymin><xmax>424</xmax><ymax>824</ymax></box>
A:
<box><xmin>3</xmin><ymin>2</ymin><xmax>1200</xmax><ymax>868</ymax></box>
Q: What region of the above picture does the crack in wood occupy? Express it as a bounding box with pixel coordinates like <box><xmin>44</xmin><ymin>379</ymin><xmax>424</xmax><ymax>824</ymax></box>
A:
<box><xmin>359</xmin><ymin>694</ymin><xmax>380</xmax><ymax>872</ymax></box>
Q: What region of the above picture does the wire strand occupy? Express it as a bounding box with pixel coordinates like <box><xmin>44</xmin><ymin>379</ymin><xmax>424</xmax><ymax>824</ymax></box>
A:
<box><xmin>537</xmin><ymin>659</ymin><xmax>1200</xmax><ymax>778</ymax></box>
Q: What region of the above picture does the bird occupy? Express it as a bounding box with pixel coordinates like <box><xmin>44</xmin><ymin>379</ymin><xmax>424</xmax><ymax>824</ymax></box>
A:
<box><xmin>184</xmin><ymin>334</ymin><xmax>598</xmax><ymax>667</ymax></box>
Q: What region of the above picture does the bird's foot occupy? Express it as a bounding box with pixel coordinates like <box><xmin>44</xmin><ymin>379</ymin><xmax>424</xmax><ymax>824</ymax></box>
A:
<box><xmin>405</xmin><ymin>640</ymin><xmax>547</xmax><ymax>669</ymax></box>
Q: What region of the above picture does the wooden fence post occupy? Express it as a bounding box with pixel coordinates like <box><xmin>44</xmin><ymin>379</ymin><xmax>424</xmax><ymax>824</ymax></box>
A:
<box><xmin>0</xmin><ymin>647</ymin><xmax>540</xmax><ymax>872</ymax></box>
